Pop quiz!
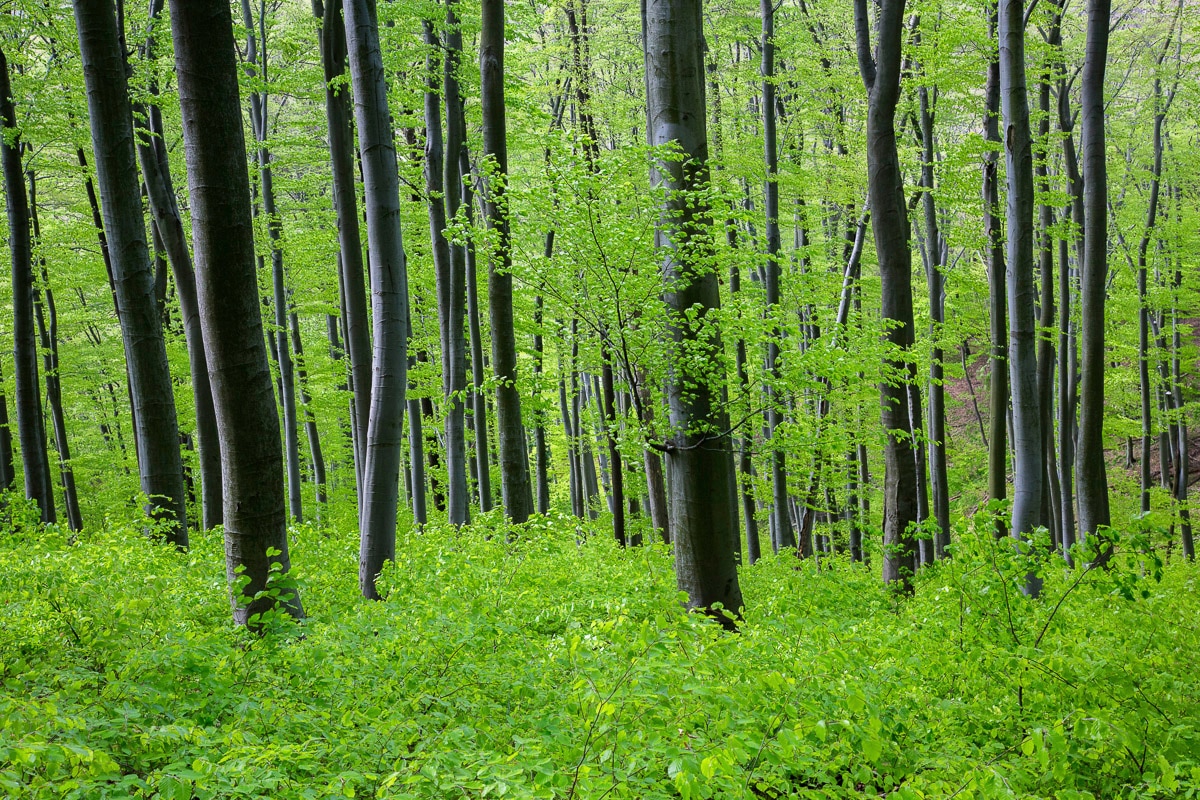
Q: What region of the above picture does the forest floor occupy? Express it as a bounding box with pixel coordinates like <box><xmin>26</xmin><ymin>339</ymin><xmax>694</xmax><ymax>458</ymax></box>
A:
<box><xmin>1</xmin><ymin>507</ymin><xmax>1198</xmax><ymax>799</ymax></box>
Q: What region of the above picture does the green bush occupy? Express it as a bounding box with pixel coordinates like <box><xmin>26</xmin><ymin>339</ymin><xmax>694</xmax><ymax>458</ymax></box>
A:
<box><xmin>1</xmin><ymin>509</ymin><xmax>1198</xmax><ymax>798</ymax></box>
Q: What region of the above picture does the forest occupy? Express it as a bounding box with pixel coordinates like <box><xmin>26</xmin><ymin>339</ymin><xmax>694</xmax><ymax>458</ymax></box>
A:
<box><xmin>1</xmin><ymin>0</ymin><xmax>1200</xmax><ymax>796</ymax></box>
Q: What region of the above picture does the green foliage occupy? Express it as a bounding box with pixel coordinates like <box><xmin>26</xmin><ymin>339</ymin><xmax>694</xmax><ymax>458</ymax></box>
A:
<box><xmin>1</xmin><ymin>514</ymin><xmax>1198</xmax><ymax>798</ymax></box>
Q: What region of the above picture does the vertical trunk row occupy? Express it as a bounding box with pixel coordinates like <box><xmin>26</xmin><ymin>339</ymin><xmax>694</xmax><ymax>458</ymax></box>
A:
<box><xmin>75</xmin><ymin>0</ymin><xmax>188</xmax><ymax>546</ymax></box>
<box><xmin>422</xmin><ymin>19</ymin><xmax>469</xmax><ymax>526</ymax></box>
<box><xmin>26</xmin><ymin>171</ymin><xmax>84</xmax><ymax>531</ymax></box>
<box><xmin>314</xmin><ymin>0</ymin><xmax>372</xmax><ymax>500</ymax></box>
<box><xmin>2</xmin><ymin>49</ymin><xmax>56</xmax><ymax>521</ymax></box>
<box><xmin>240</xmin><ymin>0</ymin><xmax>304</xmax><ymax>525</ymax></box>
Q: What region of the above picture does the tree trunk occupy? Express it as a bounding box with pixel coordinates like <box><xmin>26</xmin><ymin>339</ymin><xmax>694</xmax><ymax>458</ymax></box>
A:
<box><xmin>76</xmin><ymin>0</ymin><xmax>188</xmax><ymax>546</ymax></box>
<box><xmin>132</xmin><ymin>2</ymin><xmax>222</xmax><ymax>529</ymax></box>
<box><xmin>917</xmin><ymin>82</ymin><xmax>950</xmax><ymax>558</ymax></box>
<box><xmin>1076</xmin><ymin>0</ymin><xmax>1112</xmax><ymax>543</ymax></box>
<box><xmin>999</xmin><ymin>0</ymin><xmax>1042</xmax><ymax>595</ymax></box>
<box><xmin>0</xmin><ymin>358</ymin><xmax>14</xmax><ymax>494</ymax></box>
<box><xmin>855</xmin><ymin>0</ymin><xmax>917</xmax><ymax>592</ymax></box>
<box><xmin>533</xmin><ymin>294</ymin><xmax>550</xmax><ymax>515</ymax></box>
<box><xmin>643</xmin><ymin>0</ymin><xmax>743</xmax><ymax>625</ymax></box>
<box><xmin>289</xmin><ymin>306</ymin><xmax>327</xmax><ymax>507</ymax></box>
<box><xmin>168</xmin><ymin>0</ymin><xmax>302</xmax><ymax>622</ymax></box>
<box><xmin>480</xmin><ymin>0</ymin><xmax>533</xmax><ymax>523</ymax></box>
<box><xmin>343</xmin><ymin>0</ymin><xmax>410</xmax><ymax>597</ymax></box>
<box><xmin>761</xmin><ymin>0</ymin><xmax>792</xmax><ymax>553</ymax></box>
<box><xmin>461</xmin><ymin>152</ymin><xmax>493</xmax><ymax>513</ymax></box>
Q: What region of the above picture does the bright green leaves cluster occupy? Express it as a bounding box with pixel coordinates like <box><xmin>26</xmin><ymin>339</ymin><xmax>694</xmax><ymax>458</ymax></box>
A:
<box><xmin>0</xmin><ymin>504</ymin><xmax>1197</xmax><ymax>798</ymax></box>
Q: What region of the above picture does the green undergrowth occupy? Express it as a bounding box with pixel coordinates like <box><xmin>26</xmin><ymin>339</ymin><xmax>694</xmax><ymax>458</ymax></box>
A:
<box><xmin>1</xmin><ymin>502</ymin><xmax>1198</xmax><ymax>799</ymax></box>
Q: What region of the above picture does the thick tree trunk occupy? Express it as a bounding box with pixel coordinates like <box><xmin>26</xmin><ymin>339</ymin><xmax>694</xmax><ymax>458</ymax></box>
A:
<box><xmin>76</xmin><ymin>0</ymin><xmax>188</xmax><ymax>546</ymax></box>
<box><xmin>168</xmin><ymin>0</ymin><xmax>302</xmax><ymax>622</ymax></box>
<box><xmin>855</xmin><ymin>0</ymin><xmax>917</xmax><ymax>591</ymax></box>
<box><xmin>343</xmin><ymin>0</ymin><xmax>410</xmax><ymax>597</ymax></box>
<box><xmin>1076</xmin><ymin>0</ymin><xmax>1111</xmax><ymax>543</ymax></box>
<box><xmin>998</xmin><ymin>0</ymin><xmax>1042</xmax><ymax>596</ymax></box>
<box><xmin>643</xmin><ymin>0</ymin><xmax>743</xmax><ymax>625</ymax></box>
<box><xmin>480</xmin><ymin>0</ymin><xmax>533</xmax><ymax>523</ymax></box>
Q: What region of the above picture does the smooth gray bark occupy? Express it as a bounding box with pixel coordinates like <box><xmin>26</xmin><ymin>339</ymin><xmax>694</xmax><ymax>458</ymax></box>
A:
<box><xmin>76</xmin><ymin>0</ymin><xmax>188</xmax><ymax>546</ymax></box>
<box><xmin>998</xmin><ymin>0</ymin><xmax>1042</xmax><ymax>594</ymax></box>
<box><xmin>1076</xmin><ymin>0</ymin><xmax>1111</xmax><ymax>543</ymax></box>
<box><xmin>344</xmin><ymin>0</ymin><xmax>410</xmax><ymax>598</ymax></box>
<box><xmin>855</xmin><ymin>0</ymin><xmax>917</xmax><ymax>591</ymax></box>
<box><xmin>481</xmin><ymin>0</ymin><xmax>533</xmax><ymax>523</ymax></box>
<box><xmin>643</xmin><ymin>0</ymin><xmax>743</xmax><ymax>625</ymax></box>
<box><xmin>439</xmin><ymin>4</ymin><xmax>471</xmax><ymax>525</ymax></box>
<box><xmin>984</xmin><ymin>6</ymin><xmax>1008</xmax><ymax>540</ymax></box>
<box><xmin>169</xmin><ymin>0</ymin><xmax>302</xmax><ymax>622</ymax></box>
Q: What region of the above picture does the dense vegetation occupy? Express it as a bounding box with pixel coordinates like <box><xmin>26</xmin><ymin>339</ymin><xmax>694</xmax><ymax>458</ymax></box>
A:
<box><xmin>3</xmin><ymin>505</ymin><xmax>1198</xmax><ymax>799</ymax></box>
<box><xmin>2</xmin><ymin>0</ymin><xmax>1200</xmax><ymax>794</ymax></box>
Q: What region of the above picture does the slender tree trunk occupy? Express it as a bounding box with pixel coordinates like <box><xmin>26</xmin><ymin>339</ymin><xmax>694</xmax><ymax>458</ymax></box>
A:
<box><xmin>289</xmin><ymin>306</ymin><xmax>327</xmax><ymax>506</ymax></box>
<box><xmin>643</xmin><ymin>0</ymin><xmax>743</xmax><ymax>625</ymax></box>
<box><xmin>983</xmin><ymin>6</ymin><xmax>1008</xmax><ymax>540</ymax></box>
<box><xmin>729</xmin><ymin>251</ymin><xmax>760</xmax><ymax>563</ymax></box>
<box><xmin>480</xmin><ymin>0</ymin><xmax>533</xmax><ymax>522</ymax></box>
<box><xmin>168</xmin><ymin>0</ymin><xmax>302</xmax><ymax>622</ymax></box>
<box><xmin>855</xmin><ymin>0</ymin><xmax>916</xmax><ymax>591</ymax></box>
<box><xmin>76</xmin><ymin>0</ymin><xmax>188</xmax><ymax>545</ymax></box>
<box><xmin>917</xmin><ymin>83</ymin><xmax>950</xmax><ymax>558</ymax></box>
<box><xmin>461</xmin><ymin>152</ymin><xmax>493</xmax><ymax>513</ymax></box>
<box><xmin>0</xmin><ymin>358</ymin><xmax>13</xmax><ymax>494</ymax></box>
<box><xmin>998</xmin><ymin>1</ymin><xmax>1042</xmax><ymax>587</ymax></box>
<box><xmin>1076</xmin><ymin>0</ymin><xmax>1111</xmax><ymax>543</ymax></box>
<box><xmin>344</xmin><ymin>0</ymin><xmax>410</xmax><ymax>597</ymax></box>
<box><xmin>761</xmin><ymin>0</ymin><xmax>792</xmax><ymax>553</ymax></box>
<box><xmin>533</xmin><ymin>294</ymin><xmax>550</xmax><ymax>515</ymax></box>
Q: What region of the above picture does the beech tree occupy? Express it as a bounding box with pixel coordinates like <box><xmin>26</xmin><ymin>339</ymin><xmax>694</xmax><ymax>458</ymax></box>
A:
<box><xmin>168</xmin><ymin>0</ymin><xmax>302</xmax><ymax>621</ymax></box>
<box><xmin>643</xmin><ymin>0</ymin><xmax>743</xmax><ymax>625</ymax></box>
<box><xmin>74</xmin><ymin>0</ymin><xmax>189</xmax><ymax>547</ymax></box>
